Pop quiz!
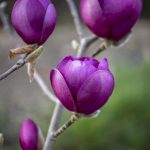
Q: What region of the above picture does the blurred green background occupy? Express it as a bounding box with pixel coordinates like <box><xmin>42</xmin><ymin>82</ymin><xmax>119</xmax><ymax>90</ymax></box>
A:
<box><xmin>0</xmin><ymin>0</ymin><xmax>150</xmax><ymax>150</ymax></box>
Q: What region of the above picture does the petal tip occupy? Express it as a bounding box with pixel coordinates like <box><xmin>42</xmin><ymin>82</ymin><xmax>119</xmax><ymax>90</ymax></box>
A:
<box><xmin>98</xmin><ymin>57</ymin><xmax>109</xmax><ymax>70</ymax></box>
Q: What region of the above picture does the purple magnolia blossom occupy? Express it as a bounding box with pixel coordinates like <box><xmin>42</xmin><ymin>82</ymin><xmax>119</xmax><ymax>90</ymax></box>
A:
<box><xmin>11</xmin><ymin>0</ymin><xmax>56</xmax><ymax>45</ymax></box>
<box><xmin>80</xmin><ymin>0</ymin><xmax>143</xmax><ymax>41</ymax></box>
<box><xmin>50</xmin><ymin>56</ymin><xmax>114</xmax><ymax>115</ymax></box>
<box><xmin>19</xmin><ymin>119</ymin><xmax>43</xmax><ymax>150</ymax></box>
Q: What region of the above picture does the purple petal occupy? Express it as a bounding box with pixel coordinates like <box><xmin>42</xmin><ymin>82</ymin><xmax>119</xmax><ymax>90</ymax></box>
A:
<box><xmin>57</xmin><ymin>57</ymin><xmax>98</xmax><ymax>101</ymax></box>
<box><xmin>80</xmin><ymin>0</ymin><xmax>142</xmax><ymax>41</ymax></box>
<box><xmin>78</xmin><ymin>57</ymin><xmax>100</xmax><ymax>68</ymax></box>
<box><xmin>38</xmin><ymin>0</ymin><xmax>50</xmax><ymax>9</ymax></box>
<box><xmin>57</xmin><ymin>56</ymin><xmax>99</xmax><ymax>69</ymax></box>
<box><xmin>104</xmin><ymin>0</ymin><xmax>142</xmax><ymax>41</ymax></box>
<box><xmin>98</xmin><ymin>58</ymin><xmax>110</xmax><ymax>70</ymax></box>
<box><xmin>12</xmin><ymin>0</ymin><xmax>45</xmax><ymax>44</ymax></box>
<box><xmin>50</xmin><ymin>69</ymin><xmax>77</xmax><ymax>112</ymax></box>
<box><xmin>19</xmin><ymin>119</ymin><xmax>38</xmax><ymax>150</ymax></box>
<box><xmin>80</xmin><ymin>0</ymin><xmax>109</xmax><ymax>39</ymax></box>
<box><xmin>77</xmin><ymin>70</ymin><xmax>114</xmax><ymax>114</ymax></box>
<box><xmin>26</xmin><ymin>0</ymin><xmax>45</xmax><ymax>39</ymax></box>
<box><xmin>57</xmin><ymin>56</ymin><xmax>75</xmax><ymax>69</ymax></box>
<box><xmin>39</xmin><ymin>3</ymin><xmax>57</xmax><ymax>45</ymax></box>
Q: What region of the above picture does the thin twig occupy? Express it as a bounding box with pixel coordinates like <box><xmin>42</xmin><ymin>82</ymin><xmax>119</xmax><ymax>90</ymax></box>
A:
<box><xmin>43</xmin><ymin>103</ymin><xmax>63</xmax><ymax>150</ymax></box>
<box><xmin>53</xmin><ymin>113</ymin><xmax>81</xmax><ymax>138</ymax></box>
<box><xmin>0</xmin><ymin>2</ymin><xmax>26</xmax><ymax>81</ymax></box>
<box><xmin>92</xmin><ymin>41</ymin><xmax>112</xmax><ymax>58</ymax></box>
<box><xmin>77</xmin><ymin>35</ymin><xmax>98</xmax><ymax>57</ymax></box>
<box><xmin>0</xmin><ymin>58</ymin><xmax>26</xmax><ymax>81</ymax></box>
<box><xmin>34</xmin><ymin>70</ymin><xmax>59</xmax><ymax>103</ymax></box>
<box><xmin>66</xmin><ymin>0</ymin><xmax>85</xmax><ymax>39</ymax></box>
<box><xmin>66</xmin><ymin>0</ymin><xmax>98</xmax><ymax>57</ymax></box>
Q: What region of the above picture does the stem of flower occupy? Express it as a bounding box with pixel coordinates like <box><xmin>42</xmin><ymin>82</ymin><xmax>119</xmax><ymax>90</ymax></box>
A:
<box><xmin>91</xmin><ymin>40</ymin><xmax>112</xmax><ymax>58</ymax></box>
<box><xmin>53</xmin><ymin>113</ymin><xmax>81</xmax><ymax>138</ymax></box>
<box><xmin>66</xmin><ymin>0</ymin><xmax>85</xmax><ymax>39</ymax></box>
<box><xmin>34</xmin><ymin>70</ymin><xmax>59</xmax><ymax>103</ymax></box>
<box><xmin>43</xmin><ymin>103</ymin><xmax>63</xmax><ymax>150</ymax></box>
<box><xmin>0</xmin><ymin>58</ymin><xmax>26</xmax><ymax>81</ymax></box>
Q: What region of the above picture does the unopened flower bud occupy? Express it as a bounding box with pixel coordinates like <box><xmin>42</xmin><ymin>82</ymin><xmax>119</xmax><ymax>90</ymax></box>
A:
<box><xmin>50</xmin><ymin>56</ymin><xmax>114</xmax><ymax>115</ymax></box>
<box><xmin>19</xmin><ymin>119</ymin><xmax>44</xmax><ymax>150</ymax></box>
<box><xmin>80</xmin><ymin>0</ymin><xmax>143</xmax><ymax>41</ymax></box>
<box><xmin>12</xmin><ymin>0</ymin><xmax>57</xmax><ymax>45</ymax></box>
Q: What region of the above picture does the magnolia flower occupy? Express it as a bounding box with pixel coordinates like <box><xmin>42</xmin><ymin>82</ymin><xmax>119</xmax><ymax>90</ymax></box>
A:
<box><xmin>50</xmin><ymin>56</ymin><xmax>114</xmax><ymax>115</ymax></box>
<box><xmin>19</xmin><ymin>119</ymin><xmax>44</xmax><ymax>150</ymax></box>
<box><xmin>80</xmin><ymin>0</ymin><xmax>143</xmax><ymax>41</ymax></box>
<box><xmin>11</xmin><ymin>0</ymin><xmax>56</xmax><ymax>45</ymax></box>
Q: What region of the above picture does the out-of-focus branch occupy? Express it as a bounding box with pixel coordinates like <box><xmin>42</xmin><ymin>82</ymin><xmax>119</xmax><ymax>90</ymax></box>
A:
<box><xmin>77</xmin><ymin>35</ymin><xmax>98</xmax><ymax>57</ymax></box>
<box><xmin>0</xmin><ymin>57</ymin><xmax>26</xmax><ymax>81</ymax></box>
<box><xmin>0</xmin><ymin>1</ymin><xmax>26</xmax><ymax>81</ymax></box>
<box><xmin>34</xmin><ymin>70</ymin><xmax>59</xmax><ymax>103</ymax></box>
<box><xmin>0</xmin><ymin>133</ymin><xmax>4</xmax><ymax>148</ymax></box>
<box><xmin>43</xmin><ymin>103</ymin><xmax>63</xmax><ymax>150</ymax></box>
<box><xmin>91</xmin><ymin>41</ymin><xmax>112</xmax><ymax>58</ymax></box>
<box><xmin>66</xmin><ymin>0</ymin><xmax>85</xmax><ymax>39</ymax></box>
<box><xmin>0</xmin><ymin>2</ymin><xmax>11</xmax><ymax>32</ymax></box>
<box><xmin>53</xmin><ymin>113</ymin><xmax>81</xmax><ymax>138</ymax></box>
<box><xmin>66</xmin><ymin>0</ymin><xmax>98</xmax><ymax>57</ymax></box>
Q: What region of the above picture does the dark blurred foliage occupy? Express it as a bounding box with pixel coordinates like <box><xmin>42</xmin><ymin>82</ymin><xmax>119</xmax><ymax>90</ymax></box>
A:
<box><xmin>4</xmin><ymin>0</ymin><xmax>150</xmax><ymax>24</ymax></box>
<box><xmin>142</xmin><ymin>0</ymin><xmax>150</xmax><ymax>19</ymax></box>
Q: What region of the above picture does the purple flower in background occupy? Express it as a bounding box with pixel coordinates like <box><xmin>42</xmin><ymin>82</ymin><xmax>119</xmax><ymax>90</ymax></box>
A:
<box><xmin>80</xmin><ymin>0</ymin><xmax>143</xmax><ymax>41</ymax></box>
<box><xmin>50</xmin><ymin>56</ymin><xmax>114</xmax><ymax>115</ymax></box>
<box><xmin>19</xmin><ymin>119</ymin><xmax>44</xmax><ymax>150</ymax></box>
<box><xmin>11</xmin><ymin>0</ymin><xmax>57</xmax><ymax>45</ymax></box>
